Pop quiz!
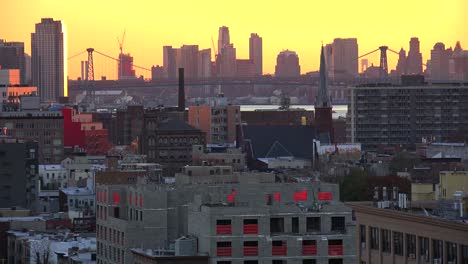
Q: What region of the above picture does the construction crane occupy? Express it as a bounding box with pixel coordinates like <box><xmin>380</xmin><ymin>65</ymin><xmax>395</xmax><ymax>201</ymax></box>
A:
<box><xmin>117</xmin><ymin>30</ymin><xmax>126</xmax><ymax>79</ymax></box>
<box><xmin>117</xmin><ymin>30</ymin><xmax>126</xmax><ymax>55</ymax></box>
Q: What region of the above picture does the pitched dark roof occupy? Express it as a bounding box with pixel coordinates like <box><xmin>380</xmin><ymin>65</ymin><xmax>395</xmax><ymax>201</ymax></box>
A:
<box><xmin>158</xmin><ymin>119</ymin><xmax>200</xmax><ymax>131</ymax></box>
<box><xmin>241</xmin><ymin>125</ymin><xmax>316</xmax><ymax>159</ymax></box>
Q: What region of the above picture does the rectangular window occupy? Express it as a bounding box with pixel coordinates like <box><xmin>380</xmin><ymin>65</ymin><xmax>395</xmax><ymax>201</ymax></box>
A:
<box><xmin>328</xmin><ymin>240</ymin><xmax>343</xmax><ymax>256</ymax></box>
<box><xmin>216</xmin><ymin>219</ymin><xmax>232</xmax><ymax>235</ymax></box>
<box><xmin>217</xmin><ymin>242</ymin><xmax>232</xmax><ymax>257</ymax></box>
<box><xmin>360</xmin><ymin>225</ymin><xmax>366</xmax><ymax>249</ymax></box>
<box><xmin>433</xmin><ymin>239</ymin><xmax>443</xmax><ymax>261</ymax></box>
<box><xmin>270</xmin><ymin>217</ymin><xmax>284</xmax><ymax>233</ymax></box>
<box><xmin>406</xmin><ymin>234</ymin><xmax>416</xmax><ymax>258</ymax></box>
<box><xmin>419</xmin><ymin>237</ymin><xmax>429</xmax><ymax>262</ymax></box>
<box><xmin>272</xmin><ymin>240</ymin><xmax>287</xmax><ymax>256</ymax></box>
<box><xmin>393</xmin><ymin>232</ymin><xmax>403</xmax><ymax>256</ymax></box>
<box><xmin>292</xmin><ymin>217</ymin><xmax>299</xmax><ymax>233</ymax></box>
<box><xmin>370</xmin><ymin>227</ymin><xmax>379</xmax><ymax>250</ymax></box>
<box><xmin>302</xmin><ymin>240</ymin><xmax>317</xmax><ymax>255</ymax></box>
<box><xmin>446</xmin><ymin>242</ymin><xmax>457</xmax><ymax>263</ymax></box>
<box><xmin>306</xmin><ymin>217</ymin><xmax>320</xmax><ymax>232</ymax></box>
<box><xmin>331</xmin><ymin>217</ymin><xmax>345</xmax><ymax>232</ymax></box>
<box><xmin>303</xmin><ymin>260</ymin><xmax>316</xmax><ymax>264</ymax></box>
<box><xmin>461</xmin><ymin>245</ymin><xmax>468</xmax><ymax>264</ymax></box>
<box><xmin>381</xmin><ymin>229</ymin><xmax>391</xmax><ymax>253</ymax></box>
<box><xmin>243</xmin><ymin>219</ymin><xmax>258</xmax><ymax>234</ymax></box>
<box><xmin>243</xmin><ymin>241</ymin><xmax>258</xmax><ymax>256</ymax></box>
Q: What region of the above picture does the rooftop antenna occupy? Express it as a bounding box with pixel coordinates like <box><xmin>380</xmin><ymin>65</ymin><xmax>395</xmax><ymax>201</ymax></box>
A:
<box><xmin>117</xmin><ymin>30</ymin><xmax>126</xmax><ymax>79</ymax></box>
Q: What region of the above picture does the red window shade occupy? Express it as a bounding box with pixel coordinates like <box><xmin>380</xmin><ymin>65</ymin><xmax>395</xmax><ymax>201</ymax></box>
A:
<box><xmin>318</xmin><ymin>192</ymin><xmax>332</xmax><ymax>201</ymax></box>
<box><xmin>243</xmin><ymin>224</ymin><xmax>258</xmax><ymax>234</ymax></box>
<box><xmin>139</xmin><ymin>195</ymin><xmax>143</xmax><ymax>207</ymax></box>
<box><xmin>294</xmin><ymin>190</ymin><xmax>308</xmax><ymax>201</ymax></box>
<box><xmin>231</xmin><ymin>189</ymin><xmax>237</xmax><ymax>195</ymax></box>
<box><xmin>113</xmin><ymin>192</ymin><xmax>120</xmax><ymax>204</ymax></box>
<box><xmin>216</xmin><ymin>247</ymin><xmax>232</xmax><ymax>257</ymax></box>
<box><xmin>243</xmin><ymin>246</ymin><xmax>258</xmax><ymax>256</ymax></box>
<box><xmin>274</xmin><ymin>192</ymin><xmax>281</xmax><ymax>201</ymax></box>
<box><xmin>227</xmin><ymin>194</ymin><xmax>235</xmax><ymax>203</ymax></box>
<box><xmin>328</xmin><ymin>245</ymin><xmax>343</xmax><ymax>256</ymax></box>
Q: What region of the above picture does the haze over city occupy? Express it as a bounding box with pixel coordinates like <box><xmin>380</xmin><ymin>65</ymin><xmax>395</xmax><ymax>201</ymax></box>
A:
<box><xmin>2</xmin><ymin>0</ymin><xmax>467</xmax><ymax>78</ymax></box>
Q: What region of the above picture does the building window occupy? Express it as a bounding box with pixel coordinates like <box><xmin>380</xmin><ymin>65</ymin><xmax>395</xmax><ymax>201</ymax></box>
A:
<box><xmin>302</xmin><ymin>260</ymin><xmax>316</xmax><ymax>264</ymax></box>
<box><xmin>433</xmin><ymin>239</ymin><xmax>443</xmax><ymax>262</ymax></box>
<box><xmin>244</xmin><ymin>261</ymin><xmax>258</xmax><ymax>264</ymax></box>
<box><xmin>370</xmin><ymin>227</ymin><xmax>379</xmax><ymax>250</ymax></box>
<box><xmin>331</xmin><ymin>216</ymin><xmax>345</xmax><ymax>232</ymax></box>
<box><xmin>243</xmin><ymin>241</ymin><xmax>258</xmax><ymax>256</ymax></box>
<box><xmin>359</xmin><ymin>225</ymin><xmax>366</xmax><ymax>249</ymax></box>
<box><xmin>216</xmin><ymin>242</ymin><xmax>232</xmax><ymax>257</ymax></box>
<box><xmin>381</xmin><ymin>229</ymin><xmax>391</xmax><ymax>253</ymax></box>
<box><xmin>446</xmin><ymin>242</ymin><xmax>457</xmax><ymax>263</ymax></box>
<box><xmin>406</xmin><ymin>234</ymin><xmax>416</xmax><ymax>259</ymax></box>
<box><xmin>243</xmin><ymin>219</ymin><xmax>258</xmax><ymax>234</ymax></box>
<box><xmin>328</xmin><ymin>260</ymin><xmax>343</xmax><ymax>264</ymax></box>
<box><xmin>306</xmin><ymin>217</ymin><xmax>320</xmax><ymax>232</ymax></box>
<box><xmin>302</xmin><ymin>240</ymin><xmax>317</xmax><ymax>256</ymax></box>
<box><xmin>292</xmin><ymin>217</ymin><xmax>299</xmax><ymax>233</ymax></box>
<box><xmin>272</xmin><ymin>261</ymin><xmax>285</xmax><ymax>264</ymax></box>
<box><xmin>216</xmin><ymin>219</ymin><xmax>232</xmax><ymax>235</ymax></box>
<box><xmin>272</xmin><ymin>240</ymin><xmax>287</xmax><ymax>256</ymax></box>
<box><xmin>419</xmin><ymin>237</ymin><xmax>429</xmax><ymax>262</ymax></box>
<box><xmin>462</xmin><ymin>245</ymin><xmax>468</xmax><ymax>264</ymax></box>
<box><xmin>393</xmin><ymin>232</ymin><xmax>403</xmax><ymax>256</ymax></box>
<box><xmin>328</xmin><ymin>240</ymin><xmax>343</xmax><ymax>256</ymax></box>
<box><xmin>270</xmin><ymin>217</ymin><xmax>284</xmax><ymax>233</ymax></box>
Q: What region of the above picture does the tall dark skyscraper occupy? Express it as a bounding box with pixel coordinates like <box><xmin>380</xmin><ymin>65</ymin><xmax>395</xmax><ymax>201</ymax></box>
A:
<box><xmin>315</xmin><ymin>45</ymin><xmax>334</xmax><ymax>143</ymax></box>
<box><xmin>218</xmin><ymin>26</ymin><xmax>230</xmax><ymax>56</ymax></box>
<box><xmin>31</xmin><ymin>18</ymin><xmax>66</xmax><ymax>102</ymax></box>
<box><xmin>249</xmin><ymin>33</ymin><xmax>263</xmax><ymax>76</ymax></box>
<box><xmin>0</xmin><ymin>40</ymin><xmax>26</xmax><ymax>84</ymax></box>
<box><xmin>406</xmin><ymin>37</ymin><xmax>423</xmax><ymax>75</ymax></box>
<box><xmin>395</xmin><ymin>48</ymin><xmax>407</xmax><ymax>76</ymax></box>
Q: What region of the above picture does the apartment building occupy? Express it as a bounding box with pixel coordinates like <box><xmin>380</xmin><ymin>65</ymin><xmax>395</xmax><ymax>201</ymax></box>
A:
<box><xmin>348</xmin><ymin>81</ymin><xmax>468</xmax><ymax>151</ymax></box>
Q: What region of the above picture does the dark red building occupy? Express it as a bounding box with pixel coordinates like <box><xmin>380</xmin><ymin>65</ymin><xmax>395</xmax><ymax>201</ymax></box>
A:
<box><xmin>61</xmin><ymin>108</ymin><xmax>85</xmax><ymax>148</ymax></box>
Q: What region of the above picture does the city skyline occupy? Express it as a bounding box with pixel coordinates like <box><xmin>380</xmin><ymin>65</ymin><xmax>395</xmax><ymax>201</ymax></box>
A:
<box><xmin>2</xmin><ymin>0</ymin><xmax>467</xmax><ymax>79</ymax></box>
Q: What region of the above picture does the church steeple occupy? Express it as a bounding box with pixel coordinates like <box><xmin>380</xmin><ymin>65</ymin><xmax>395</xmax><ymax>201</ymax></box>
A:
<box><xmin>316</xmin><ymin>45</ymin><xmax>331</xmax><ymax>108</ymax></box>
<box><xmin>314</xmin><ymin>44</ymin><xmax>334</xmax><ymax>144</ymax></box>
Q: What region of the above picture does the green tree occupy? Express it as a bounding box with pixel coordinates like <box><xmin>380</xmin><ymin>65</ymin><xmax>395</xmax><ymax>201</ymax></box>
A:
<box><xmin>340</xmin><ymin>167</ymin><xmax>368</xmax><ymax>201</ymax></box>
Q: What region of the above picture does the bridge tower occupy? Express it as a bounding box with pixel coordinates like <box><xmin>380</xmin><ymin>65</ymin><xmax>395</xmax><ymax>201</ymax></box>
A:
<box><xmin>86</xmin><ymin>48</ymin><xmax>95</xmax><ymax>105</ymax></box>
<box><xmin>379</xmin><ymin>46</ymin><xmax>388</xmax><ymax>78</ymax></box>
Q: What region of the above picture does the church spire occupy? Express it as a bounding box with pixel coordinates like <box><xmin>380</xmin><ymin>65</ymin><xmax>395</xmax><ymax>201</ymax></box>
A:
<box><xmin>316</xmin><ymin>45</ymin><xmax>331</xmax><ymax>108</ymax></box>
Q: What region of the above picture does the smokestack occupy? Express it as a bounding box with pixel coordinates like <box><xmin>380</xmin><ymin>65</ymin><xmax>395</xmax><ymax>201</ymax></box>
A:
<box><xmin>178</xmin><ymin>68</ymin><xmax>185</xmax><ymax>112</ymax></box>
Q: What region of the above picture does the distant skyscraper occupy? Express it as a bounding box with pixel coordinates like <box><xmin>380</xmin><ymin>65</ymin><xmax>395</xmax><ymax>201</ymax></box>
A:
<box><xmin>24</xmin><ymin>53</ymin><xmax>31</xmax><ymax>84</ymax></box>
<box><xmin>0</xmin><ymin>40</ymin><xmax>26</xmax><ymax>84</ymax></box>
<box><xmin>218</xmin><ymin>44</ymin><xmax>237</xmax><ymax>77</ymax></box>
<box><xmin>429</xmin><ymin>42</ymin><xmax>452</xmax><ymax>80</ymax></box>
<box><xmin>80</xmin><ymin>61</ymin><xmax>88</xmax><ymax>81</ymax></box>
<box><xmin>274</xmin><ymin>50</ymin><xmax>300</xmax><ymax>78</ymax></box>
<box><xmin>218</xmin><ymin>26</ymin><xmax>230</xmax><ymax>56</ymax></box>
<box><xmin>249</xmin><ymin>33</ymin><xmax>263</xmax><ymax>76</ymax></box>
<box><xmin>395</xmin><ymin>48</ymin><xmax>407</xmax><ymax>76</ymax></box>
<box><xmin>327</xmin><ymin>38</ymin><xmax>358</xmax><ymax>81</ymax></box>
<box><xmin>315</xmin><ymin>45</ymin><xmax>334</xmax><ymax>143</ymax></box>
<box><xmin>406</xmin><ymin>37</ymin><xmax>423</xmax><ymax>75</ymax></box>
<box><xmin>31</xmin><ymin>18</ymin><xmax>66</xmax><ymax>102</ymax></box>
<box><xmin>163</xmin><ymin>46</ymin><xmax>177</xmax><ymax>79</ymax></box>
<box><xmin>236</xmin><ymin>59</ymin><xmax>255</xmax><ymax>78</ymax></box>
<box><xmin>361</xmin><ymin>59</ymin><xmax>368</xmax><ymax>73</ymax></box>
<box><xmin>179</xmin><ymin>45</ymin><xmax>199</xmax><ymax>79</ymax></box>
<box><xmin>198</xmin><ymin>48</ymin><xmax>212</xmax><ymax>78</ymax></box>
<box><xmin>118</xmin><ymin>53</ymin><xmax>136</xmax><ymax>79</ymax></box>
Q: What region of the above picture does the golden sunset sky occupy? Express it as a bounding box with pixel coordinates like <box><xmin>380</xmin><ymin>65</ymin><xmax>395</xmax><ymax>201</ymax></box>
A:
<box><xmin>2</xmin><ymin>0</ymin><xmax>467</xmax><ymax>79</ymax></box>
